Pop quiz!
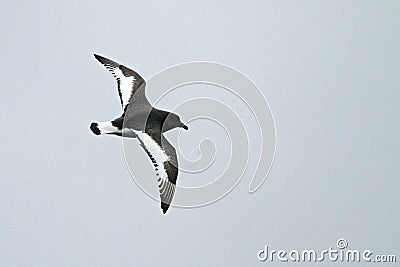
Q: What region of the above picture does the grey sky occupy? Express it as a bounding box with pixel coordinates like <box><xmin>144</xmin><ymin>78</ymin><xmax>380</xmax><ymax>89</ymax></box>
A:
<box><xmin>1</xmin><ymin>1</ymin><xmax>399</xmax><ymax>266</ymax></box>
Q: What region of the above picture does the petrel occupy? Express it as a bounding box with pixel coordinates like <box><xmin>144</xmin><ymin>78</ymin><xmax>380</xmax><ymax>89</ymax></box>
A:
<box><xmin>90</xmin><ymin>54</ymin><xmax>188</xmax><ymax>214</ymax></box>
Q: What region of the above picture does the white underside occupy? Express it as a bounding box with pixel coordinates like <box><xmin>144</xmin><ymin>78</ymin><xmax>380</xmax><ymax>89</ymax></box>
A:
<box><xmin>131</xmin><ymin>129</ymin><xmax>176</xmax><ymax>205</ymax></box>
<box><xmin>114</xmin><ymin>68</ymin><xmax>135</xmax><ymax>110</ymax></box>
<box><xmin>131</xmin><ymin>129</ymin><xmax>170</xmax><ymax>181</ymax></box>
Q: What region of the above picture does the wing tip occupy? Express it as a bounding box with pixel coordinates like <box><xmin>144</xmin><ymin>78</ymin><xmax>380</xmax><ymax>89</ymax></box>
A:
<box><xmin>161</xmin><ymin>202</ymin><xmax>170</xmax><ymax>214</ymax></box>
<box><xmin>93</xmin><ymin>53</ymin><xmax>105</xmax><ymax>62</ymax></box>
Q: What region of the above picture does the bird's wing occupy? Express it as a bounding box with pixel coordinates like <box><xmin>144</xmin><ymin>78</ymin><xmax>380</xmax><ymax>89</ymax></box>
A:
<box><xmin>94</xmin><ymin>54</ymin><xmax>145</xmax><ymax>111</ymax></box>
<box><xmin>131</xmin><ymin>128</ymin><xmax>178</xmax><ymax>214</ymax></box>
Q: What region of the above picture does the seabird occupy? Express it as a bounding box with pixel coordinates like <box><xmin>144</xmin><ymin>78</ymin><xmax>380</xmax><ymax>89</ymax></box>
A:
<box><xmin>90</xmin><ymin>54</ymin><xmax>188</xmax><ymax>214</ymax></box>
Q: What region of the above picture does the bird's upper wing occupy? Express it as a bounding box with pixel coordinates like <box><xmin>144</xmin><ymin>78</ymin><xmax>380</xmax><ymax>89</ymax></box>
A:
<box><xmin>94</xmin><ymin>54</ymin><xmax>145</xmax><ymax>112</ymax></box>
<box><xmin>131</xmin><ymin>128</ymin><xmax>178</xmax><ymax>214</ymax></box>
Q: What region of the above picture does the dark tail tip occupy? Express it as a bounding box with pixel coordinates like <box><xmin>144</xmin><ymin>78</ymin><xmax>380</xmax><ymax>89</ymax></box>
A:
<box><xmin>90</xmin><ymin>122</ymin><xmax>101</xmax><ymax>135</ymax></box>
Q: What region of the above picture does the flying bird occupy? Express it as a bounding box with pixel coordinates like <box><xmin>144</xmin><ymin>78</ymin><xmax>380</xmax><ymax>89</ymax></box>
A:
<box><xmin>90</xmin><ymin>54</ymin><xmax>188</xmax><ymax>214</ymax></box>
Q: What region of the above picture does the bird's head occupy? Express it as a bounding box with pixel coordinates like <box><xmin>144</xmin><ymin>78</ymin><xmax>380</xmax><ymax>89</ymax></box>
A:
<box><xmin>163</xmin><ymin>113</ymin><xmax>188</xmax><ymax>132</ymax></box>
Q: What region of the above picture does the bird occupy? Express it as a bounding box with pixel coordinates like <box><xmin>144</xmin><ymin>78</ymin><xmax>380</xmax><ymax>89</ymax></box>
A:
<box><xmin>89</xmin><ymin>54</ymin><xmax>188</xmax><ymax>214</ymax></box>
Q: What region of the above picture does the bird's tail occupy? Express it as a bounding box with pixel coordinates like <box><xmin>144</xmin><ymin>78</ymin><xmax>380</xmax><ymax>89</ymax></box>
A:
<box><xmin>90</xmin><ymin>121</ymin><xmax>118</xmax><ymax>135</ymax></box>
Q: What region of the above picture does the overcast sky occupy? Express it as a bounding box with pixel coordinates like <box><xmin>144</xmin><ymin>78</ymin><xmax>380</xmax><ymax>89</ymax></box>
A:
<box><xmin>1</xmin><ymin>1</ymin><xmax>399</xmax><ymax>266</ymax></box>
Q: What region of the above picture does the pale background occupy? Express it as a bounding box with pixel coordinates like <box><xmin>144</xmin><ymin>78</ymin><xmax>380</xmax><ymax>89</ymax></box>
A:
<box><xmin>0</xmin><ymin>1</ymin><xmax>399</xmax><ymax>266</ymax></box>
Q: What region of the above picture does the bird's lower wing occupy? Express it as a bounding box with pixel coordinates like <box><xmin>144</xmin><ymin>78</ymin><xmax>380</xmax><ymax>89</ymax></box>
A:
<box><xmin>131</xmin><ymin>129</ymin><xmax>178</xmax><ymax>214</ymax></box>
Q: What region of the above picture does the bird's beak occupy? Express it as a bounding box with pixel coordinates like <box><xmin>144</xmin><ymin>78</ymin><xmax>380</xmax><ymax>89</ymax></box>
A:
<box><xmin>182</xmin><ymin>124</ymin><xmax>189</xmax><ymax>130</ymax></box>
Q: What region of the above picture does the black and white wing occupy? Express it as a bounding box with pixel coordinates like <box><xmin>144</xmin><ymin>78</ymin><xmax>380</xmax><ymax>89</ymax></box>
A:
<box><xmin>94</xmin><ymin>54</ymin><xmax>145</xmax><ymax>111</ymax></box>
<box><xmin>131</xmin><ymin>128</ymin><xmax>178</xmax><ymax>214</ymax></box>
